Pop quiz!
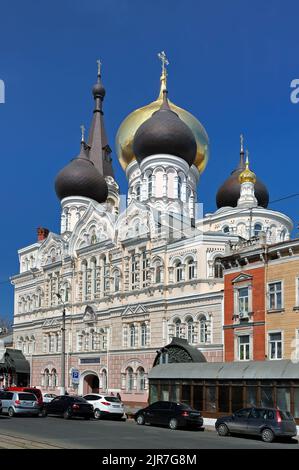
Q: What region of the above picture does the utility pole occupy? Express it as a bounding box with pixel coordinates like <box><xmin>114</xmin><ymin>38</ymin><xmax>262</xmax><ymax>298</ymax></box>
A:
<box><xmin>56</xmin><ymin>293</ymin><xmax>66</xmax><ymax>395</ymax></box>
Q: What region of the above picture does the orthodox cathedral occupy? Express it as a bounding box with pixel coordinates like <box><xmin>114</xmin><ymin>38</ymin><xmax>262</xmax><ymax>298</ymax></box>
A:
<box><xmin>11</xmin><ymin>54</ymin><xmax>292</xmax><ymax>405</ymax></box>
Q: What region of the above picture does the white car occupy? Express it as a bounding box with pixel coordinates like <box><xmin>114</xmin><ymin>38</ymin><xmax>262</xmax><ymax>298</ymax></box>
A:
<box><xmin>42</xmin><ymin>393</ymin><xmax>57</xmax><ymax>403</ymax></box>
<box><xmin>83</xmin><ymin>393</ymin><xmax>125</xmax><ymax>420</ymax></box>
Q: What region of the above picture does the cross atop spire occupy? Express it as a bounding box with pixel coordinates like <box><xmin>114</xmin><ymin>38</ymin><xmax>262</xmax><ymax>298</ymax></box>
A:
<box><xmin>80</xmin><ymin>124</ymin><xmax>85</xmax><ymax>143</ymax></box>
<box><xmin>240</xmin><ymin>133</ymin><xmax>244</xmax><ymax>153</ymax></box>
<box><xmin>97</xmin><ymin>59</ymin><xmax>102</xmax><ymax>77</ymax></box>
<box><xmin>158</xmin><ymin>51</ymin><xmax>169</xmax><ymax>92</ymax></box>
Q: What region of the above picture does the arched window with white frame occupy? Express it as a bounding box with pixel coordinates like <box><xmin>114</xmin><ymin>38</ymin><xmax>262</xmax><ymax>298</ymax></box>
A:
<box><xmin>186</xmin><ymin>257</ymin><xmax>195</xmax><ymax>280</ymax></box>
<box><xmin>141</xmin><ymin>323</ymin><xmax>147</xmax><ymax>347</ymax></box>
<box><xmin>126</xmin><ymin>367</ymin><xmax>134</xmax><ymax>392</ymax></box>
<box><xmin>137</xmin><ymin>367</ymin><xmax>145</xmax><ymax>391</ymax></box>
<box><xmin>174</xmin><ymin>318</ymin><xmax>182</xmax><ymax>338</ymax></box>
<box><xmin>114</xmin><ymin>269</ymin><xmax>121</xmax><ymax>292</ymax></box>
<box><xmin>199</xmin><ymin>315</ymin><xmax>208</xmax><ymax>343</ymax></box>
<box><xmin>254</xmin><ymin>223</ymin><xmax>262</xmax><ymax>237</ymax></box>
<box><xmin>214</xmin><ymin>257</ymin><xmax>223</xmax><ymax>279</ymax></box>
<box><xmin>186</xmin><ymin>317</ymin><xmax>195</xmax><ymax>344</ymax></box>
<box><xmin>174</xmin><ymin>260</ymin><xmax>183</xmax><ymax>282</ymax></box>
<box><xmin>82</xmin><ymin>260</ymin><xmax>88</xmax><ymax>300</ymax></box>
<box><xmin>101</xmin><ymin>369</ymin><xmax>107</xmax><ymax>391</ymax></box>
<box><xmin>90</xmin><ymin>257</ymin><xmax>97</xmax><ymax>296</ymax></box>
<box><xmin>130</xmin><ymin>324</ymin><xmax>136</xmax><ymax>348</ymax></box>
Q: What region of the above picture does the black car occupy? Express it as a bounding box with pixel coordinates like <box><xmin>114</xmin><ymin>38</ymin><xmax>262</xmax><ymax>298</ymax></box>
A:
<box><xmin>215</xmin><ymin>407</ymin><xmax>297</xmax><ymax>442</ymax></box>
<box><xmin>42</xmin><ymin>395</ymin><xmax>94</xmax><ymax>420</ymax></box>
<box><xmin>134</xmin><ymin>401</ymin><xmax>204</xmax><ymax>430</ymax></box>
<box><xmin>0</xmin><ymin>399</ymin><xmax>2</xmax><ymax>415</ymax></box>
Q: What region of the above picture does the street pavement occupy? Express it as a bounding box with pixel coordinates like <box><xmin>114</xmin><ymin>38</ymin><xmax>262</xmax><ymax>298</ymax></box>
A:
<box><xmin>0</xmin><ymin>415</ymin><xmax>298</xmax><ymax>449</ymax></box>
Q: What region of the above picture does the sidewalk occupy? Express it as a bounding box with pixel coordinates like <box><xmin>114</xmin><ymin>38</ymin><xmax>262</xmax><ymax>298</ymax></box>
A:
<box><xmin>0</xmin><ymin>433</ymin><xmax>66</xmax><ymax>449</ymax></box>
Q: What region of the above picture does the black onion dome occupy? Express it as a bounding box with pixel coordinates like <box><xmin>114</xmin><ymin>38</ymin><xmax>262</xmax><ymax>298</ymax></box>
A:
<box><xmin>133</xmin><ymin>91</ymin><xmax>197</xmax><ymax>166</ymax></box>
<box><xmin>216</xmin><ymin>153</ymin><xmax>269</xmax><ymax>209</ymax></box>
<box><xmin>55</xmin><ymin>142</ymin><xmax>108</xmax><ymax>204</ymax></box>
<box><xmin>92</xmin><ymin>73</ymin><xmax>106</xmax><ymax>99</ymax></box>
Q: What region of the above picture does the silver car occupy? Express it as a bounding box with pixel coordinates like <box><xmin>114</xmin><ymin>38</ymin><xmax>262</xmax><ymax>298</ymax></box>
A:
<box><xmin>0</xmin><ymin>391</ymin><xmax>40</xmax><ymax>417</ymax></box>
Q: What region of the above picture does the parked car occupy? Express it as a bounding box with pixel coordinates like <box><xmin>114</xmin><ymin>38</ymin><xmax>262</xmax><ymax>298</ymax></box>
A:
<box><xmin>0</xmin><ymin>391</ymin><xmax>40</xmax><ymax>417</ymax></box>
<box><xmin>215</xmin><ymin>407</ymin><xmax>297</xmax><ymax>442</ymax></box>
<box><xmin>7</xmin><ymin>387</ymin><xmax>43</xmax><ymax>408</ymax></box>
<box><xmin>134</xmin><ymin>401</ymin><xmax>204</xmax><ymax>430</ymax></box>
<box><xmin>42</xmin><ymin>395</ymin><xmax>94</xmax><ymax>420</ymax></box>
<box><xmin>0</xmin><ymin>398</ymin><xmax>2</xmax><ymax>415</ymax></box>
<box><xmin>83</xmin><ymin>393</ymin><xmax>125</xmax><ymax>420</ymax></box>
<box><xmin>43</xmin><ymin>393</ymin><xmax>57</xmax><ymax>403</ymax></box>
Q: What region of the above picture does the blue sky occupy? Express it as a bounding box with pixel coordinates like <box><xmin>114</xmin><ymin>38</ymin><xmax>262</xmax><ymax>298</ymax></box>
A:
<box><xmin>0</xmin><ymin>0</ymin><xmax>299</xmax><ymax>318</ymax></box>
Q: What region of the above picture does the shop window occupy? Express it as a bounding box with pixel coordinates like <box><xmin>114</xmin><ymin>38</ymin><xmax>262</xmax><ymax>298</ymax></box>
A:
<box><xmin>150</xmin><ymin>384</ymin><xmax>158</xmax><ymax>404</ymax></box>
<box><xmin>246</xmin><ymin>387</ymin><xmax>258</xmax><ymax>407</ymax></box>
<box><xmin>261</xmin><ymin>387</ymin><xmax>274</xmax><ymax>408</ymax></box>
<box><xmin>193</xmin><ymin>386</ymin><xmax>203</xmax><ymax>412</ymax></box>
<box><xmin>231</xmin><ymin>386</ymin><xmax>243</xmax><ymax>412</ymax></box>
<box><xmin>293</xmin><ymin>389</ymin><xmax>299</xmax><ymax>418</ymax></box>
<box><xmin>205</xmin><ymin>386</ymin><xmax>216</xmax><ymax>412</ymax></box>
<box><xmin>276</xmin><ymin>388</ymin><xmax>291</xmax><ymax>412</ymax></box>
<box><xmin>218</xmin><ymin>386</ymin><xmax>230</xmax><ymax>413</ymax></box>
<box><xmin>161</xmin><ymin>384</ymin><xmax>169</xmax><ymax>401</ymax></box>
<box><xmin>181</xmin><ymin>385</ymin><xmax>191</xmax><ymax>405</ymax></box>
<box><xmin>169</xmin><ymin>385</ymin><xmax>180</xmax><ymax>403</ymax></box>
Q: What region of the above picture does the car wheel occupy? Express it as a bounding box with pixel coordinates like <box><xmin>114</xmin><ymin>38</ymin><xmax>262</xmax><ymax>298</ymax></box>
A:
<box><xmin>261</xmin><ymin>428</ymin><xmax>274</xmax><ymax>443</ymax></box>
<box><xmin>217</xmin><ymin>424</ymin><xmax>229</xmax><ymax>437</ymax></box>
<box><xmin>8</xmin><ymin>407</ymin><xmax>15</xmax><ymax>418</ymax></box>
<box><xmin>63</xmin><ymin>409</ymin><xmax>72</xmax><ymax>420</ymax></box>
<box><xmin>136</xmin><ymin>414</ymin><xmax>145</xmax><ymax>425</ymax></box>
<box><xmin>169</xmin><ymin>418</ymin><xmax>178</xmax><ymax>430</ymax></box>
<box><xmin>94</xmin><ymin>409</ymin><xmax>102</xmax><ymax>420</ymax></box>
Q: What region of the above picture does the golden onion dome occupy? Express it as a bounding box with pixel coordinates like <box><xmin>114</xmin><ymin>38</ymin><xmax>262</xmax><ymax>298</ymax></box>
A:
<box><xmin>115</xmin><ymin>72</ymin><xmax>209</xmax><ymax>173</ymax></box>
<box><xmin>239</xmin><ymin>151</ymin><xmax>256</xmax><ymax>184</ymax></box>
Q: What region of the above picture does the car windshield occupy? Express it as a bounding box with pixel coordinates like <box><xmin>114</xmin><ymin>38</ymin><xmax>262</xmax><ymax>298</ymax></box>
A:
<box><xmin>72</xmin><ymin>397</ymin><xmax>88</xmax><ymax>403</ymax></box>
<box><xmin>18</xmin><ymin>393</ymin><xmax>37</xmax><ymax>401</ymax></box>
<box><xmin>177</xmin><ymin>403</ymin><xmax>193</xmax><ymax>410</ymax></box>
<box><xmin>104</xmin><ymin>397</ymin><xmax>120</xmax><ymax>403</ymax></box>
<box><xmin>279</xmin><ymin>410</ymin><xmax>293</xmax><ymax>420</ymax></box>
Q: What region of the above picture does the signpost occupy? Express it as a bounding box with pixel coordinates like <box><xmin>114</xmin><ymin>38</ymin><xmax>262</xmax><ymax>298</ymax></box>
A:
<box><xmin>71</xmin><ymin>369</ymin><xmax>80</xmax><ymax>385</ymax></box>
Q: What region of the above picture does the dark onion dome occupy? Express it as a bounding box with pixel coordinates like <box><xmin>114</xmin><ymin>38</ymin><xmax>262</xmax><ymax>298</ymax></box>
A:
<box><xmin>133</xmin><ymin>90</ymin><xmax>197</xmax><ymax>166</ymax></box>
<box><xmin>216</xmin><ymin>150</ymin><xmax>269</xmax><ymax>209</ymax></box>
<box><xmin>55</xmin><ymin>141</ymin><xmax>108</xmax><ymax>204</ymax></box>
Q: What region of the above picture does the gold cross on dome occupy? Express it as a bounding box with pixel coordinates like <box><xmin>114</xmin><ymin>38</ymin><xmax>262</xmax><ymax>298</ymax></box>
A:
<box><xmin>240</xmin><ymin>133</ymin><xmax>244</xmax><ymax>153</ymax></box>
<box><xmin>158</xmin><ymin>51</ymin><xmax>169</xmax><ymax>76</ymax></box>
<box><xmin>97</xmin><ymin>59</ymin><xmax>102</xmax><ymax>76</ymax></box>
<box><xmin>80</xmin><ymin>124</ymin><xmax>85</xmax><ymax>142</ymax></box>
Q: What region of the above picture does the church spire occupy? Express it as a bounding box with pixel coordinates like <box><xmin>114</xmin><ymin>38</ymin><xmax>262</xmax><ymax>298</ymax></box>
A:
<box><xmin>87</xmin><ymin>60</ymin><xmax>114</xmax><ymax>178</ymax></box>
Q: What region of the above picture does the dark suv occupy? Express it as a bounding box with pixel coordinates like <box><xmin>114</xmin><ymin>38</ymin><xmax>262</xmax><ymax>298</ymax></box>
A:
<box><xmin>215</xmin><ymin>407</ymin><xmax>297</xmax><ymax>442</ymax></box>
<box><xmin>134</xmin><ymin>401</ymin><xmax>203</xmax><ymax>430</ymax></box>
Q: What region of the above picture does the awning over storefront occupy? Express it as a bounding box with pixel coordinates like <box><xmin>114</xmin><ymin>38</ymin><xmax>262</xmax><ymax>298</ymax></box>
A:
<box><xmin>2</xmin><ymin>348</ymin><xmax>30</xmax><ymax>374</ymax></box>
<box><xmin>149</xmin><ymin>360</ymin><xmax>299</xmax><ymax>380</ymax></box>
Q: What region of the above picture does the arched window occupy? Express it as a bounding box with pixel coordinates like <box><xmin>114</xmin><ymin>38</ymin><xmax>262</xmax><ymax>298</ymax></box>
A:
<box><xmin>199</xmin><ymin>315</ymin><xmax>208</xmax><ymax>343</ymax></box>
<box><xmin>280</xmin><ymin>229</ymin><xmax>286</xmax><ymax>241</ymax></box>
<box><xmin>101</xmin><ymin>369</ymin><xmax>107</xmax><ymax>391</ymax></box>
<box><xmin>91</xmin><ymin>258</ymin><xmax>97</xmax><ymax>295</ymax></box>
<box><xmin>214</xmin><ymin>257</ymin><xmax>223</xmax><ymax>278</ymax></box>
<box><xmin>130</xmin><ymin>324</ymin><xmax>136</xmax><ymax>348</ymax></box>
<box><xmin>82</xmin><ymin>261</ymin><xmax>88</xmax><ymax>300</ymax></box>
<box><xmin>51</xmin><ymin>369</ymin><xmax>57</xmax><ymax>387</ymax></box>
<box><xmin>137</xmin><ymin>367</ymin><xmax>145</xmax><ymax>391</ymax></box>
<box><xmin>44</xmin><ymin>369</ymin><xmax>50</xmax><ymax>387</ymax></box>
<box><xmin>126</xmin><ymin>367</ymin><xmax>134</xmax><ymax>391</ymax></box>
<box><xmin>141</xmin><ymin>323</ymin><xmax>147</xmax><ymax>347</ymax></box>
<box><xmin>114</xmin><ymin>270</ymin><xmax>121</xmax><ymax>292</ymax></box>
<box><xmin>178</xmin><ymin>175</ymin><xmax>183</xmax><ymax>199</ymax></box>
<box><xmin>136</xmin><ymin>184</ymin><xmax>141</xmax><ymax>201</ymax></box>
<box><xmin>186</xmin><ymin>258</ymin><xmax>195</xmax><ymax>280</ymax></box>
<box><xmin>90</xmin><ymin>229</ymin><xmax>97</xmax><ymax>244</ymax></box>
<box><xmin>174</xmin><ymin>261</ymin><xmax>183</xmax><ymax>282</ymax></box>
<box><xmin>148</xmin><ymin>174</ymin><xmax>153</xmax><ymax>198</ymax></box>
<box><xmin>254</xmin><ymin>223</ymin><xmax>262</xmax><ymax>237</ymax></box>
<box><xmin>174</xmin><ymin>318</ymin><xmax>182</xmax><ymax>338</ymax></box>
<box><xmin>186</xmin><ymin>318</ymin><xmax>195</xmax><ymax>344</ymax></box>
<box><xmin>223</xmin><ymin>225</ymin><xmax>230</xmax><ymax>234</ymax></box>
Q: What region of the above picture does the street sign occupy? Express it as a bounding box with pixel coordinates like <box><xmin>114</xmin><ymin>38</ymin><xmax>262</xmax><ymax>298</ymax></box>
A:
<box><xmin>71</xmin><ymin>369</ymin><xmax>80</xmax><ymax>384</ymax></box>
